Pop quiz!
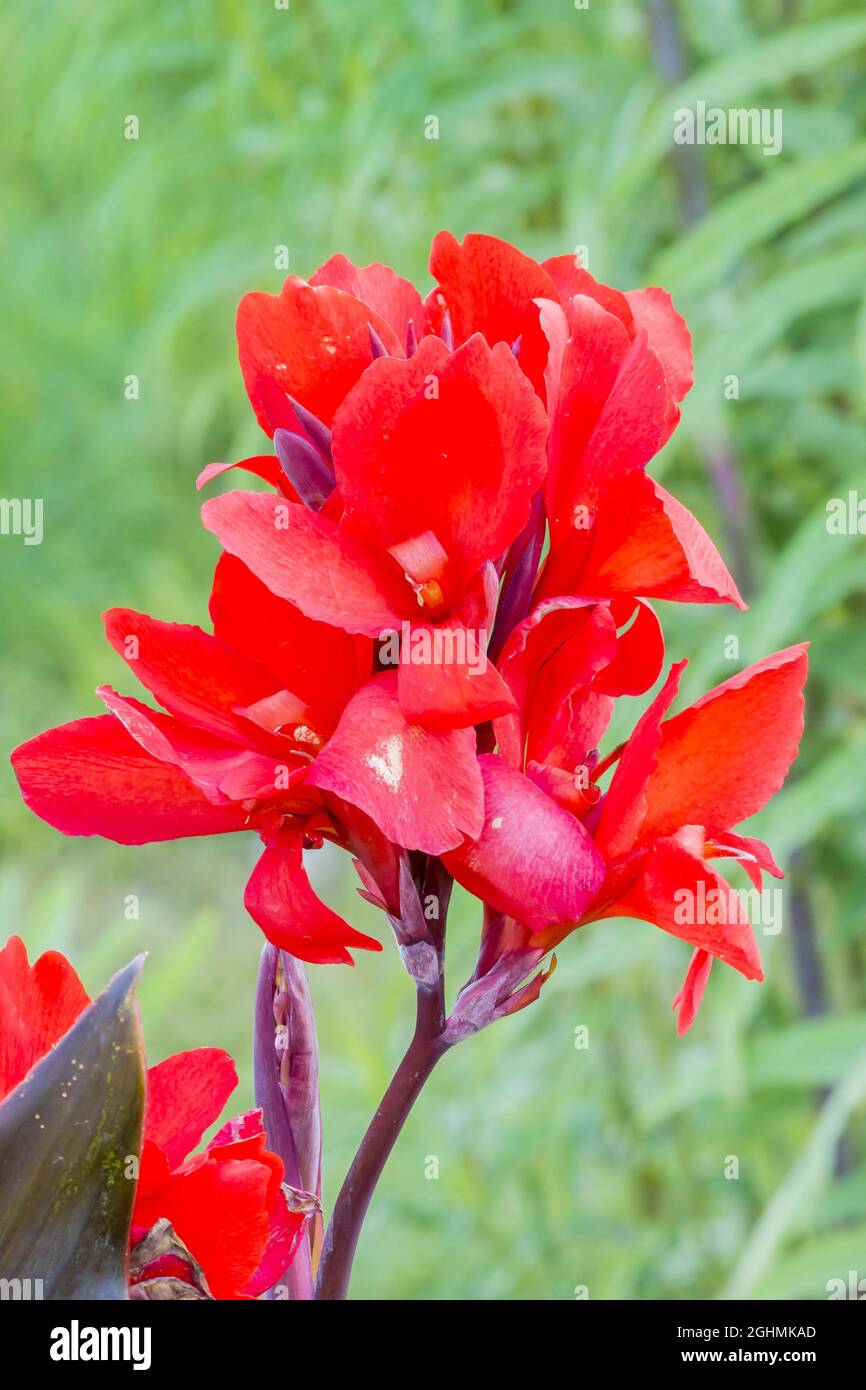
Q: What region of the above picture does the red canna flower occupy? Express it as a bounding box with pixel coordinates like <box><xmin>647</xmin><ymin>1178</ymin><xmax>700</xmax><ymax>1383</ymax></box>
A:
<box><xmin>10</xmin><ymin>229</ymin><xmax>809</xmax><ymax>1032</ymax></box>
<box><xmin>0</xmin><ymin>936</ymin><xmax>303</xmax><ymax>1298</ymax></box>
<box><xmin>202</xmin><ymin>330</ymin><xmax>552</xmax><ymax>852</ymax></box>
<box><xmin>131</xmin><ymin>1056</ymin><xmax>302</xmax><ymax>1300</ymax></box>
<box><xmin>445</xmin><ymin>641</ymin><xmax>808</xmax><ymax>1032</ymax></box>
<box><xmin>10</xmin><ymin>556</ymin><xmax>391</xmax><ymax>964</ymax></box>
<box><xmin>585</xmin><ymin>644</ymin><xmax>808</xmax><ymax>1031</ymax></box>
<box><xmin>426</xmin><ymin>233</ymin><xmax>741</xmax><ymax>610</ymax></box>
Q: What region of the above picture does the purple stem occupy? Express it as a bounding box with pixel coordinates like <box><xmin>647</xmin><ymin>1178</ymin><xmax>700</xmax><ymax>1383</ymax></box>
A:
<box><xmin>314</xmin><ymin>981</ymin><xmax>449</xmax><ymax>1300</ymax></box>
<box><xmin>314</xmin><ymin>862</ymin><xmax>451</xmax><ymax>1300</ymax></box>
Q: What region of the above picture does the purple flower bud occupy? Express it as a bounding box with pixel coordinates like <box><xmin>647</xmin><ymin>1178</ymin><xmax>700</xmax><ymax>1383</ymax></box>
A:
<box><xmin>254</xmin><ymin>945</ymin><xmax>322</xmax><ymax>1298</ymax></box>
<box><xmin>274</xmin><ymin>428</ymin><xmax>336</xmax><ymax>512</ymax></box>
<box><xmin>287</xmin><ymin>395</ymin><xmax>333</xmax><ymax>463</ymax></box>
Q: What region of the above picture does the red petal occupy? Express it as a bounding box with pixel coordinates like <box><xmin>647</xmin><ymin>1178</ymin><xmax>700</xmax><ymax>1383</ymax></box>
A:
<box><xmin>541</xmin><ymin>256</ymin><xmax>635</xmax><ymax>333</ymax></box>
<box><xmin>443</xmin><ymin>754</ymin><xmax>606</xmax><ymax>932</ymax></box>
<box><xmin>428</xmin><ymin>230</ymin><xmax>558</xmax><ymax>393</ymax></box>
<box><xmin>640</xmin><ymin>645</ymin><xmax>809</xmax><ymax>844</ymax></box>
<box><xmin>308</xmin><ymin>673</ymin><xmax>484</xmax><ymax>854</ymax></box>
<box><xmin>103</xmin><ymin>609</ymin><xmax>277</xmax><ymax>746</ymax></box>
<box><xmin>237</xmin><ymin>276</ymin><xmax>403</xmax><ymax>435</ymax></box>
<box><xmin>209</xmin><ymin>553</ymin><xmax>371</xmax><ymax>736</ymax></box>
<box><xmin>201</xmin><ymin>1117</ymin><xmax>307</xmax><ymax>1298</ymax></box>
<box><xmin>625</xmin><ymin>287</ymin><xmax>693</xmax><ymax>401</ymax></box>
<box><xmin>576</xmin><ymin>331</ymin><xmax>678</xmax><ymax>498</ymax></box>
<box><xmin>196</xmin><ymin>455</ymin><xmax>289</xmax><ymax>495</ymax></box>
<box><xmin>96</xmin><ymin>687</ymin><xmax>280</xmax><ymax>804</ymax></box>
<box><xmin>396</xmin><ymin>621</ymin><xmax>517</xmax><ymax>730</ymax></box>
<box><xmin>244</xmin><ymin>831</ymin><xmax>382</xmax><ymax>965</ymax></box>
<box><xmin>577</xmin><ymin>471</ymin><xmax>745</xmax><ymax>609</ymax></box>
<box><xmin>11</xmin><ymin>715</ymin><xmax>249</xmax><ymax>844</ymax></box>
<box><xmin>202</xmin><ymin>491</ymin><xmax>407</xmax><ymax>636</ymax></box>
<box><xmin>145</xmin><ymin>1048</ymin><xmax>238</xmax><ymax>1169</ymax></box>
<box><xmin>541</xmin><ymin>264</ymin><xmax>693</xmax><ymax>404</ymax></box>
<box><xmin>332</xmin><ymin>333</ymin><xmax>548</xmax><ymax>584</ymax></box>
<box><xmin>672</xmin><ymin>948</ymin><xmax>713</xmax><ymax>1035</ymax></box>
<box><xmin>209</xmin><ymin>1108</ymin><xmax>265</xmax><ymax>1148</ymax></box>
<box><xmin>0</xmin><ymin>936</ymin><xmax>90</xmax><ymax>1100</ymax></box>
<box><xmin>494</xmin><ymin>598</ymin><xmax>616</xmax><ymax>769</ymax></box>
<box><xmin>596</xmin><ymin>661</ymin><xmax>686</xmax><ymax>859</ymax></box>
<box><xmin>709</xmin><ymin>831</ymin><xmax>784</xmax><ymax>890</ymax></box>
<box><xmin>593</xmin><ymin>599</ymin><xmax>665</xmax><ymax>698</ymax></box>
<box><xmin>524</xmin><ymin>612</ymin><xmax>618</xmax><ymax>769</ymax></box>
<box><xmin>310</xmin><ymin>254</ymin><xmax>426</xmax><ymax>348</ymax></box>
<box><xmin>599</xmin><ymin>826</ymin><xmax>763</xmax><ymax>981</ymax></box>
<box><xmin>541</xmin><ymin>295</ymin><xmax>630</xmax><ymax>539</ymax></box>
<box><xmin>543</xmin><ymin>300</ymin><xmax>678</xmax><ymax>532</ymax></box>
<box><xmin>245</xmin><ymin>1187</ymin><xmax>306</xmax><ymax>1297</ymax></box>
<box><xmin>133</xmin><ymin>1153</ymin><xmax>273</xmax><ymax>1300</ymax></box>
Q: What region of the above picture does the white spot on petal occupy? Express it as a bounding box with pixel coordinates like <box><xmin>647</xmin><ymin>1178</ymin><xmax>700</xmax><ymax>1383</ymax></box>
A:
<box><xmin>365</xmin><ymin>735</ymin><xmax>404</xmax><ymax>790</ymax></box>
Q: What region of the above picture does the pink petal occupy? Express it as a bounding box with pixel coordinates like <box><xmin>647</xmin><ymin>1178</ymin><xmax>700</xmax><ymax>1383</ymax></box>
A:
<box><xmin>196</xmin><ymin>455</ymin><xmax>289</xmax><ymax>495</ymax></box>
<box><xmin>308</xmin><ymin>673</ymin><xmax>484</xmax><ymax>854</ymax></box>
<box><xmin>443</xmin><ymin>754</ymin><xmax>606</xmax><ymax>932</ymax></box>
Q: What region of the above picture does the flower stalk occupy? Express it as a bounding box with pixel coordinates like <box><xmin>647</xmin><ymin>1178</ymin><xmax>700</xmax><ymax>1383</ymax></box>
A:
<box><xmin>315</xmin><ymin>857</ymin><xmax>451</xmax><ymax>1300</ymax></box>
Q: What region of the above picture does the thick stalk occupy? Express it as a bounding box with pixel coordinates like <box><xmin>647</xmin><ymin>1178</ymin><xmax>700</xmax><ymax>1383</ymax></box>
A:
<box><xmin>314</xmin><ymin>983</ymin><xmax>448</xmax><ymax>1300</ymax></box>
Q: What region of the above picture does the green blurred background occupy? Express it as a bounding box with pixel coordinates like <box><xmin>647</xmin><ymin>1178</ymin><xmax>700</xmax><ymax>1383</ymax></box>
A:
<box><xmin>2</xmin><ymin>0</ymin><xmax>866</xmax><ymax>1299</ymax></box>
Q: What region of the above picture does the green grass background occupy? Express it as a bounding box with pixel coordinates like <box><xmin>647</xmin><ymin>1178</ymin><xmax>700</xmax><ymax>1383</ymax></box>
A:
<box><xmin>2</xmin><ymin>0</ymin><xmax>865</xmax><ymax>1299</ymax></box>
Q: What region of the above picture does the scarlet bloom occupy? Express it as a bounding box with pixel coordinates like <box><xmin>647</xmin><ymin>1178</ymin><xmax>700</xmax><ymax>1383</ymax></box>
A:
<box><xmin>10</xmin><ymin>229</ymin><xmax>809</xmax><ymax>1034</ymax></box>
<box><xmin>426</xmin><ymin>233</ymin><xmax>743</xmax><ymax>610</ymax></box>
<box><xmin>0</xmin><ymin>936</ymin><xmax>301</xmax><ymax>1298</ymax></box>
<box><xmin>223</xmin><ymin>231</ymin><xmax>740</xmax><ymax>620</ymax></box>
<box><xmin>10</xmin><ymin>557</ymin><xmax>390</xmax><ymax>964</ymax></box>
<box><xmin>445</xmin><ymin>640</ymin><xmax>808</xmax><ymax>1032</ymax></box>
<box><xmin>202</xmin><ymin>331</ymin><xmax>550</xmax><ymax>852</ymax></box>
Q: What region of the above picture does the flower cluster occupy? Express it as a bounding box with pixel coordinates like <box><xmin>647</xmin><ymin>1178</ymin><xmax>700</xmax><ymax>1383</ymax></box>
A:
<box><xmin>11</xmin><ymin>231</ymin><xmax>807</xmax><ymax>1033</ymax></box>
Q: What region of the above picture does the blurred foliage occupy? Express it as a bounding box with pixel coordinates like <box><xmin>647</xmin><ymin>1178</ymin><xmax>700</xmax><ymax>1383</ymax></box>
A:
<box><xmin>1</xmin><ymin>0</ymin><xmax>865</xmax><ymax>1299</ymax></box>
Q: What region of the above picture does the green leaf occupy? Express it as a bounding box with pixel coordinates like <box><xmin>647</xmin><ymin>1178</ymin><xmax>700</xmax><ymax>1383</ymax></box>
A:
<box><xmin>750</xmin><ymin>1016</ymin><xmax>866</xmax><ymax>1089</ymax></box>
<box><xmin>609</xmin><ymin>14</ymin><xmax>866</xmax><ymax>210</ymax></box>
<box><xmin>758</xmin><ymin>1224</ymin><xmax>866</xmax><ymax>1299</ymax></box>
<box><xmin>650</xmin><ymin>142</ymin><xmax>866</xmax><ymax>296</ymax></box>
<box><xmin>0</xmin><ymin>956</ymin><xmax>146</xmax><ymax>1300</ymax></box>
